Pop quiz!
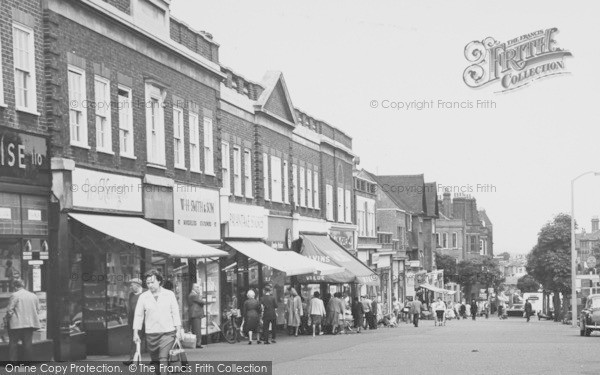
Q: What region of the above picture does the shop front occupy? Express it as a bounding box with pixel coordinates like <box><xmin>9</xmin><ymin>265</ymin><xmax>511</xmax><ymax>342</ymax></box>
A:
<box><xmin>172</xmin><ymin>183</ymin><xmax>221</xmax><ymax>338</ymax></box>
<box><xmin>294</xmin><ymin>233</ymin><xmax>379</xmax><ymax>301</ymax></box>
<box><xmin>50</xmin><ymin>167</ymin><xmax>227</xmax><ymax>359</ymax></box>
<box><xmin>220</xmin><ymin>205</ymin><xmax>339</xmax><ymax>327</ymax></box>
<box><xmin>0</xmin><ymin>127</ymin><xmax>51</xmax><ymax>359</ymax></box>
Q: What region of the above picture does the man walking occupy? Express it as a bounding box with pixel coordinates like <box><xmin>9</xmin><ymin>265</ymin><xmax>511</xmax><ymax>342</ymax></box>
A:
<box><xmin>188</xmin><ymin>283</ymin><xmax>205</xmax><ymax>348</ymax></box>
<box><xmin>133</xmin><ymin>269</ymin><xmax>182</xmax><ymax>369</ymax></box>
<box><xmin>524</xmin><ymin>299</ymin><xmax>533</xmax><ymax>323</ymax></box>
<box><xmin>260</xmin><ymin>286</ymin><xmax>278</xmax><ymax>343</ymax></box>
<box><xmin>6</xmin><ymin>279</ymin><xmax>40</xmax><ymax>364</ymax></box>
<box><xmin>470</xmin><ymin>299</ymin><xmax>478</xmax><ymax>321</ymax></box>
<box><xmin>410</xmin><ymin>298</ymin><xmax>423</xmax><ymax>327</ymax></box>
<box><xmin>124</xmin><ymin>278</ymin><xmax>144</xmax><ymax>365</ymax></box>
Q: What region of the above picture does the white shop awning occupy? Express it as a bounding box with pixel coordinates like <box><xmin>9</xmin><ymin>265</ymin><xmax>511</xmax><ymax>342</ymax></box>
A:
<box><xmin>226</xmin><ymin>241</ymin><xmax>343</xmax><ymax>276</ymax></box>
<box><xmin>69</xmin><ymin>213</ymin><xmax>227</xmax><ymax>258</ymax></box>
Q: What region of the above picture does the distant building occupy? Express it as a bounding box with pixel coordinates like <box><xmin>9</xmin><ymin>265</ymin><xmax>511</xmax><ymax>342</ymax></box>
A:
<box><xmin>436</xmin><ymin>191</ymin><xmax>493</xmax><ymax>261</ymax></box>
<box><xmin>576</xmin><ymin>217</ymin><xmax>600</xmax><ymax>268</ymax></box>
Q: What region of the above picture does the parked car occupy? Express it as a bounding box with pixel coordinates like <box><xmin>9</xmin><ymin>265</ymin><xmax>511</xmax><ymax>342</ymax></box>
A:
<box><xmin>580</xmin><ymin>294</ymin><xmax>600</xmax><ymax>336</ymax></box>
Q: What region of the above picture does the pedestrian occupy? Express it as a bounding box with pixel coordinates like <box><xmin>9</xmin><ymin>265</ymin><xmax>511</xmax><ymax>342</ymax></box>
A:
<box><xmin>327</xmin><ymin>292</ymin><xmax>343</xmax><ymax>334</ymax></box>
<box><xmin>5</xmin><ymin>260</ymin><xmax>19</xmax><ymax>293</ymax></box>
<box><xmin>242</xmin><ymin>290</ymin><xmax>261</xmax><ymax>344</ymax></box>
<box><xmin>433</xmin><ymin>297</ymin><xmax>446</xmax><ymax>326</ymax></box>
<box><xmin>260</xmin><ymin>286</ymin><xmax>277</xmax><ymax>344</ymax></box>
<box><xmin>470</xmin><ymin>299</ymin><xmax>478</xmax><ymax>321</ymax></box>
<box><xmin>188</xmin><ymin>283</ymin><xmax>205</xmax><ymax>349</ymax></box>
<box><xmin>351</xmin><ymin>296</ymin><xmax>364</xmax><ymax>333</ymax></box>
<box><xmin>524</xmin><ymin>299</ymin><xmax>533</xmax><ymax>323</ymax></box>
<box><xmin>133</xmin><ymin>269</ymin><xmax>183</xmax><ymax>371</ymax></box>
<box><xmin>410</xmin><ymin>298</ymin><xmax>423</xmax><ymax>327</ymax></box>
<box><xmin>392</xmin><ymin>298</ymin><xmax>401</xmax><ymax>324</ymax></box>
<box><xmin>308</xmin><ymin>291</ymin><xmax>326</xmax><ymax>337</ymax></box>
<box><xmin>6</xmin><ymin>279</ymin><xmax>40</xmax><ymax>364</ymax></box>
<box><xmin>286</xmin><ymin>287</ymin><xmax>302</xmax><ymax>336</ymax></box>
<box><xmin>124</xmin><ymin>278</ymin><xmax>144</xmax><ymax>365</ymax></box>
<box><xmin>370</xmin><ymin>296</ymin><xmax>379</xmax><ymax>329</ymax></box>
<box><xmin>361</xmin><ymin>295</ymin><xmax>372</xmax><ymax>330</ymax></box>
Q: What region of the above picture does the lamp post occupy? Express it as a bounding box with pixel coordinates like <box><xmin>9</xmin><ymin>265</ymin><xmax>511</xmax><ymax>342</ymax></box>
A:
<box><xmin>571</xmin><ymin>171</ymin><xmax>600</xmax><ymax>328</ymax></box>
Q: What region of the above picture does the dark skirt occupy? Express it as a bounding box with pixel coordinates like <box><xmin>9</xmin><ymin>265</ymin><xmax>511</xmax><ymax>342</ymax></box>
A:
<box><xmin>244</xmin><ymin>313</ymin><xmax>260</xmax><ymax>334</ymax></box>
<box><xmin>145</xmin><ymin>331</ymin><xmax>176</xmax><ymax>361</ymax></box>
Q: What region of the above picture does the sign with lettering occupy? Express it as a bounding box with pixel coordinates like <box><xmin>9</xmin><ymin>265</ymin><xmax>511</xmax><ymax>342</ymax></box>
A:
<box><xmin>0</xmin><ymin>127</ymin><xmax>49</xmax><ymax>185</ymax></box>
<box><xmin>173</xmin><ymin>184</ymin><xmax>220</xmax><ymax>241</ymax></box>
<box><xmin>72</xmin><ymin>168</ymin><xmax>143</xmax><ymax>212</ymax></box>
<box><xmin>330</xmin><ymin>229</ymin><xmax>355</xmax><ymax>250</ymax></box>
<box><xmin>227</xmin><ymin>203</ymin><xmax>267</xmax><ymax>239</ymax></box>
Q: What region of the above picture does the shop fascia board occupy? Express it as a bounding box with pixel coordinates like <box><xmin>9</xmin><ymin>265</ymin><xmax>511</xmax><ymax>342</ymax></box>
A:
<box><xmin>144</xmin><ymin>175</ymin><xmax>174</xmax><ymax>187</ymax></box>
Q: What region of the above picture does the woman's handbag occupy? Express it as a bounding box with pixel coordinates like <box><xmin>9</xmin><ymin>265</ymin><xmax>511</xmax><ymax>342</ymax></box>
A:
<box><xmin>168</xmin><ymin>339</ymin><xmax>188</xmax><ymax>366</ymax></box>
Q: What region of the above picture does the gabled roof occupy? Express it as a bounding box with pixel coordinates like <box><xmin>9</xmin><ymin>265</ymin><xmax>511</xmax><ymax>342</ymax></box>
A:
<box><xmin>255</xmin><ymin>71</ymin><xmax>297</xmax><ymax>126</ymax></box>
<box><xmin>354</xmin><ymin>168</ymin><xmax>377</xmax><ymax>184</ymax></box>
<box><xmin>374</xmin><ymin>174</ymin><xmax>426</xmax><ymax>215</ymax></box>
<box><xmin>424</xmin><ymin>182</ymin><xmax>438</xmax><ymax>218</ymax></box>
<box><xmin>478</xmin><ymin>209</ymin><xmax>492</xmax><ymax>228</ymax></box>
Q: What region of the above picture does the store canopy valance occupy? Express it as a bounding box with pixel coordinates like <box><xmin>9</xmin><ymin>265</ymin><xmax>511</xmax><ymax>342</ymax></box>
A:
<box><xmin>69</xmin><ymin>213</ymin><xmax>227</xmax><ymax>258</ymax></box>
<box><xmin>297</xmin><ymin>234</ymin><xmax>379</xmax><ymax>286</ymax></box>
<box><xmin>225</xmin><ymin>241</ymin><xmax>343</xmax><ymax>276</ymax></box>
<box><xmin>419</xmin><ymin>283</ymin><xmax>449</xmax><ymax>294</ymax></box>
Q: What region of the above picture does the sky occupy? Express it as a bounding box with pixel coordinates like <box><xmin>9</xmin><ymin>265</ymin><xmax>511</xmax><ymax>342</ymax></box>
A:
<box><xmin>171</xmin><ymin>0</ymin><xmax>600</xmax><ymax>255</ymax></box>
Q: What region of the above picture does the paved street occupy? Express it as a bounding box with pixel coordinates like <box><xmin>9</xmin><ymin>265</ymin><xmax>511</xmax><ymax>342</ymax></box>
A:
<box><xmin>99</xmin><ymin>317</ymin><xmax>600</xmax><ymax>375</ymax></box>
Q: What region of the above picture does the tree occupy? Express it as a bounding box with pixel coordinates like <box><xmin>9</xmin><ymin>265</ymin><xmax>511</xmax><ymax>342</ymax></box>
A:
<box><xmin>526</xmin><ymin>213</ymin><xmax>572</xmax><ymax>321</ymax></box>
<box><xmin>456</xmin><ymin>257</ymin><xmax>505</xmax><ymax>300</ymax></box>
<box><xmin>517</xmin><ymin>274</ymin><xmax>540</xmax><ymax>293</ymax></box>
<box><xmin>434</xmin><ymin>251</ymin><xmax>457</xmax><ymax>284</ymax></box>
<box><xmin>498</xmin><ymin>252</ymin><xmax>511</xmax><ymax>261</ymax></box>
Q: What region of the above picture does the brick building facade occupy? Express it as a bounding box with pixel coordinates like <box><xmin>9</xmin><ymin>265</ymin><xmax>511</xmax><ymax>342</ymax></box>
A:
<box><xmin>0</xmin><ymin>0</ymin><xmax>52</xmax><ymax>360</ymax></box>
<box><xmin>44</xmin><ymin>0</ymin><xmax>224</xmax><ymax>359</ymax></box>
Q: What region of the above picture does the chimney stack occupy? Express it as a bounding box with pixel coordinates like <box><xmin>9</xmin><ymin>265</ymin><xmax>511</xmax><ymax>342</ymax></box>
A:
<box><xmin>592</xmin><ymin>216</ymin><xmax>599</xmax><ymax>232</ymax></box>
<box><xmin>443</xmin><ymin>191</ymin><xmax>452</xmax><ymax>218</ymax></box>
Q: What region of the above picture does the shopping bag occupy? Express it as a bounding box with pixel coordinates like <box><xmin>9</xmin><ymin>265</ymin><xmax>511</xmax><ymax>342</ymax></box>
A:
<box><xmin>168</xmin><ymin>339</ymin><xmax>189</xmax><ymax>366</ymax></box>
<box><xmin>181</xmin><ymin>332</ymin><xmax>196</xmax><ymax>349</ymax></box>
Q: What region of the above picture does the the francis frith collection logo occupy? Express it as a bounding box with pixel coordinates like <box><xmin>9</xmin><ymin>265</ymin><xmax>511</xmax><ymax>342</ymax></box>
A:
<box><xmin>463</xmin><ymin>28</ymin><xmax>572</xmax><ymax>92</ymax></box>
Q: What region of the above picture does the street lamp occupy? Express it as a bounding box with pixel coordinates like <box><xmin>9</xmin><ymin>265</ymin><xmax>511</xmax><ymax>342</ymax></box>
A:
<box><xmin>571</xmin><ymin>171</ymin><xmax>600</xmax><ymax>328</ymax></box>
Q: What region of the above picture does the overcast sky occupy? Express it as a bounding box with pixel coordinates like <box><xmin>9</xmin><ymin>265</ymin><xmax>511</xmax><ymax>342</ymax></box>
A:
<box><xmin>171</xmin><ymin>0</ymin><xmax>600</xmax><ymax>255</ymax></box>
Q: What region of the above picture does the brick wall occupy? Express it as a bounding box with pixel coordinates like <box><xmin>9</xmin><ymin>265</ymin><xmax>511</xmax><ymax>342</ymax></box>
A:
<box><xmin>45</xmin><ymin>8</ymin><xmax>220</xmax><ymax>189</ymax></box>
<box><xmin>169</xmin><ymin>18</ymin><xmax>218</xmax><ymax>63</ymax></box>
<box><xmin>0</xmin><ymin>0</ymin><xmax>46</xmax><ymax>136</ymax></box>
<box><xmin>101</xmin><ymin>0</ymin><xmax>130</xmax><ymax>14</ymax></box>
<box><xmin>264</xmin><ymin>81</ymin><xmax>292</xmax><ymax>121</ymax></box>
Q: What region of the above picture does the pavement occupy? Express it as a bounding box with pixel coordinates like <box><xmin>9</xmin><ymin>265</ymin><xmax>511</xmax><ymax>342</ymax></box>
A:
<box><xmin>90</xmin><ymin>317</ymin><xmax>600</xmax><ymax>375</ymax></box>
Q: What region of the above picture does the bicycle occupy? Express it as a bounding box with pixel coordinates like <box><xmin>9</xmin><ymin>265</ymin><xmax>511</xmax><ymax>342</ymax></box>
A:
<box><xmin>220</xmin><ymin>308</ymin><xmax>241</xmax><ymax>344</ymax></box>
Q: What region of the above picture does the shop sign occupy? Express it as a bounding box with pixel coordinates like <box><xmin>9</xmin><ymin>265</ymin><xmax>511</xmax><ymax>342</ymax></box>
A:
<box><xmin>72</xmin><ymin>168</ymin><xmax>143</xmax><ymax>212</ymax></box>
<box><xmin>330</xmin><ymin>229</ymin><xmax>354</xmax><ymax>250</ymax></box>
<box><xmin>173</xmin><ymin>184</ymin><xmax>220</xmax><ymax>241</ymax></box>
<box><xmin>0</xmin><ymin>127</ymin><xmax>48</xmax><ymax>184</ymax></box>
<box><xmin>227</xmin><ymin>203</ymin><xmax>267</xmax><ymax>238</ymax></box>
<box><xmin>0</xmin><ymin>207</ymin><xmax>11</xmax><ymax>219</ymax></box>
